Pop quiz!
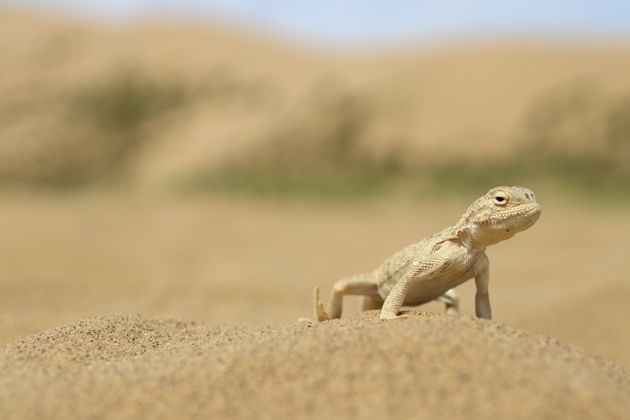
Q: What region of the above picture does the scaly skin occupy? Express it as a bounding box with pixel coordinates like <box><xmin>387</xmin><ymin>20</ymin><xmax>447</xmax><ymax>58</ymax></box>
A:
<box><xmin>314</xmin><ymin>186</ymin><xmax>541</xmax><ymax>321</ymax></box>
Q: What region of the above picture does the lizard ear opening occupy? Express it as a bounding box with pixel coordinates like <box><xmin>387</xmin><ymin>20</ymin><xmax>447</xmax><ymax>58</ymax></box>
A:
<box><xmin>456</xmin><ymin>228</ymin><xmax>473</xmax><ymax>248</ymax></box>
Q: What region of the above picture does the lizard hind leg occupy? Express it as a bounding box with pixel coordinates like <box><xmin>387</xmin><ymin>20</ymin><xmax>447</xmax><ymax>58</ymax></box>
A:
<box><xmin>362</xmin><ymin>295</ymin><xmax>384</xmax><ymax>311</ymax></box>
<box><xmin>313</xmin><ymin>273</ymin><xmax>379</xmax><ymax>321</ymax></box>
<box><xmin>436</xmin><ymin>288</ymin><xmax>460</xmax><ymax>316</ymax></box>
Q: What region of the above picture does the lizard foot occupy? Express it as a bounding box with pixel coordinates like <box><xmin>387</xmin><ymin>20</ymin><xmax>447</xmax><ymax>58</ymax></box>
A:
<box><xmin>379</xmin><ymin>312</ymin><xmax>409</xmax><ymax>321</ymax></box>
<box><xmin>313</xmin><ymin>286</ymin><xmax>332</xmax><ymax>322</ymax></box>
<box><xmin>446</xmin><ymin>307</ymin><xmax>460</xmax><ymax>316</ymax></box>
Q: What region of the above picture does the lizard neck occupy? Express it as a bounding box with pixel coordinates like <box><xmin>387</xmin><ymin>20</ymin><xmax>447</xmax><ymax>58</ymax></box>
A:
<box><xmin>455</xmin><ymin>224</ymin><xmax>487</xmax><ymax>253</ymax></box>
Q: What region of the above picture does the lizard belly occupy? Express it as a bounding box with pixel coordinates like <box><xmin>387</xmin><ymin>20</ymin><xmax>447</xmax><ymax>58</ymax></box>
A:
<box><xmin>402</xmin><ymin>270</ymin><xmax>472</xmax><ymax>305</ymax></box>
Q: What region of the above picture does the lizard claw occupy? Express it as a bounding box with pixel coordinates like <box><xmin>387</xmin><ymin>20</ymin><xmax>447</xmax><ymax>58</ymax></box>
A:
<box><xmin>313</xmin><ymin>286</ymin><xmax>331</xmax><ymax>322</ymax></box>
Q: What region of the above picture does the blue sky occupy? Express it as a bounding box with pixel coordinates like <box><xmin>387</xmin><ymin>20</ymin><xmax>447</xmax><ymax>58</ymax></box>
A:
<box><xmin>9</xmin><ymin>1</ymin><xmax>630</xmax><ymax>47</ymax></box>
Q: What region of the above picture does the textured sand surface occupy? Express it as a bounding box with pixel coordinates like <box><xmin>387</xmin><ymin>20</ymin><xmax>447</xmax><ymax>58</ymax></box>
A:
<box><xmin>1</xmin><ymin>312</ymin><xmax>629</xmax><ymax>420</ymax></box>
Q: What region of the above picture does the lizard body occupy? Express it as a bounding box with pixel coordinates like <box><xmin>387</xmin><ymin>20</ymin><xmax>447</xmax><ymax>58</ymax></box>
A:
<box><xmin>314</xmin><ymin>186</ymin><xmax>541</xmax><ymax>321</ymax></box>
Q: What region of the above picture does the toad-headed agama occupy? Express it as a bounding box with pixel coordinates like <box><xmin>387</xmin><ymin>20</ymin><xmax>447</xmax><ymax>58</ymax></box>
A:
<box><xmin>313</xmin><ymin>186</ymin><xmax>541</xmax><ymax>321</ymax></box>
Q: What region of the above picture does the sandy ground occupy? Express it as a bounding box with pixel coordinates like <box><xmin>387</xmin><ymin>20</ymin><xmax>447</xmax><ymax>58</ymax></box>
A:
<box><xmin>1</xmin><ymin>312</ymin><xmax>628</xmax><ymax>419</ymax></box>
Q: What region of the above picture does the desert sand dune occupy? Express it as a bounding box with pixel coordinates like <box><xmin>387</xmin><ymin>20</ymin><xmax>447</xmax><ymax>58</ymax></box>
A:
<box><xmin>1</xmin><ymin>312</ymin><xmax>628</xmax><ymax>419</ymax></box>
<box><xmin>2</xmin><ymin>8</ymin><xmax>630</xmax><ymax>185</ymax></box>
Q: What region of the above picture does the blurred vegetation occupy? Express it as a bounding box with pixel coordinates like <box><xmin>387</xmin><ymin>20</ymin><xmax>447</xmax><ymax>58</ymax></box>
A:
<box><xmin>432</xmin><ymin>84</ymin><xmax>630</xmax><ymax>201</ymax></box>
<box><xmin>1</xmin><ymin>12</ymin><xmax>629</xmax><ymax>203</ymax></box>
<box><xmin>0</xmin><ymin>72</ymin><xmax>189</xmax><ymax>187</ymax></box>
<box><xmin>186</xmin><ymin>83</ymin><xmax>630</xmax><ymax>202</ymax></box>
<box><xmin>185</xmin><ymin>89</ymin><xmax>405</xmax><ymax>198</ymax></box>
<box><xmin>1</xmin><ymin>69</ymin><xmax>629</xmax><ymax>201</ymax></box>
<box><xmin>60</xmin><ymin>73</ymin><xmax>187</xmax><ymax>184</ymax></box>
<box><xmin>0</xmin><ymin>67</ymin><xmax>274</xmax><ymax>189</ymax></box>
<box><xmin>74</xmin><ymin>73</ymin><xmax>184</xmax><ymax>139</ymax></box>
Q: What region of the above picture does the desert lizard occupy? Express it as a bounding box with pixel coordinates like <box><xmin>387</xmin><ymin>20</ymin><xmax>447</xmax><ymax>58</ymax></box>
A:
<box><xmin>313</xmin><ymin>186</ymin><xmax>541</xmax><ymax>321</ymax></box>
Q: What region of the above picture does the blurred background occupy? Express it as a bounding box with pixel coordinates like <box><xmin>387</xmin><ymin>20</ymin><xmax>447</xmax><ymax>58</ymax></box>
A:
<box><xmin>0</xmin><ymin>1</ymin><xmax>629</xmax><ymax>365</ymax></box>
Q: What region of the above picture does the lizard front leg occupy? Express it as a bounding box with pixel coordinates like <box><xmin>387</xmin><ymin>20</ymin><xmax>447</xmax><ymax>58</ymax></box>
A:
<box><xmin>380</xmin><ymin>255</ymin><xmax>449</xmax><ymax>320</ymax></box>
<box><xmin>379</xmin><ymin>276</ymin><xmax>414</xmax><ymax>320</ymax></box>
<box><xmin>474</xmin><ymin>266</ymin><xmax>492</xmax><ymax>320</ymax></box>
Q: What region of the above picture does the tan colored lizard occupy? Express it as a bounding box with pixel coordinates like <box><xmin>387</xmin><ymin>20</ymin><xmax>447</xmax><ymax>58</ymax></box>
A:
<box><xmin>314</xmin><ymin>186</ymin><xmax>541</xmax><ymax>321</ymax></box>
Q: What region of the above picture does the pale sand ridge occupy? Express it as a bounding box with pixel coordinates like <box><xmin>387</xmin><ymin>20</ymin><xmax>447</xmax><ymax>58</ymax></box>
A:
<box><xmin>1</xmin><ymin>312</ymin><xmax>628</xmax><ymax>419</ymax></box>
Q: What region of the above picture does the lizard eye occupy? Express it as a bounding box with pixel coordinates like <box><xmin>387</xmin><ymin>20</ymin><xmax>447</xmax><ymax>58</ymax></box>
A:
<box><xmin>493</xmin><ymin>191</ymin><xmax>509</xmax><ymax>206</ymax></box>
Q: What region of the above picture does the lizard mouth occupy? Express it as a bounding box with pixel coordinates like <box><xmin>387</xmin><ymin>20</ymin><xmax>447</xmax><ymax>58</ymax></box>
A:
<box><xmin>495</xmin><ymin>203</ymin><xmax>541</xmax><ymax>225</ymax></box>
<box><xmin>476</xmin><ymin>202</ymin><xmax>542</xmax><ymax>226</ymax></box>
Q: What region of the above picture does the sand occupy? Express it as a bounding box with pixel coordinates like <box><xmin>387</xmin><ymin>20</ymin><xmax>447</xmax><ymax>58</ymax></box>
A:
<box><xmin>1</xmin><ymin>311</ymin><xmax>628</xmax><ymax>420</ymax></box>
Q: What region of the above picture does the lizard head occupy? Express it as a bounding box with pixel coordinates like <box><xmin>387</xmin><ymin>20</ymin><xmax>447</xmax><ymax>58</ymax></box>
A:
<box><xmin>463</xmin><ymin>186</ymin><xmax>541</xmax><ymax>246</ymax></box>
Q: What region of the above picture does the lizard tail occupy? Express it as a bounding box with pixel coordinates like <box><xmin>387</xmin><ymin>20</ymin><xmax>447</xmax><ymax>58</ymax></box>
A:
<box><xmin>313</xmin><ymin>286</ymin><xmax>331</xmax><ymax>322</ymax></box>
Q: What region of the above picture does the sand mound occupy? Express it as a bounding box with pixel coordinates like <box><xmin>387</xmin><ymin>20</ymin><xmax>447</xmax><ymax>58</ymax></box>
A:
<box><xmin>1</xmin><ymin>312</ymin><xmax>629</xmax><ymax>420</ymax></box>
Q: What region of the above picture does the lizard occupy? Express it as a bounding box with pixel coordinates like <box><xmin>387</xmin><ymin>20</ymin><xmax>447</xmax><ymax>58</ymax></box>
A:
<box><xmin>313</xmin><ymin>186</ymin><xmax>541</xmax><ymax>321</ymax></box>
